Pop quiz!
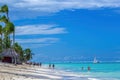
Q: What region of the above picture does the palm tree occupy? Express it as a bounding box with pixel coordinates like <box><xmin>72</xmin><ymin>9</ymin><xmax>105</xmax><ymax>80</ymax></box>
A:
<box><xmin>0</xmin><ymin>5</ymin><xmax>15</xmax><ymax>48</ymax></box>
<box><xmin>14</xmin><ymin>43</ymin><xmax>33</xmax><ymax>62</ymax></box>
<box><xmin>5</xmin><ymin>22</ymin><xmax>15</xmax><ymax>46</ymax></box>
<box><xmin>0</xmin><ymin>5</ymin><xmax>33</xmax><ymax>63</ymax></box>
<box><xmin>14</xmin><ymin>43</ymin><xmax>23</xmax><ymax>54</ymax></box>
<box><xmin>2</xmin><ymin>22</ymin><xmax>14</xmax><ymax>49</ymax></box>
<box><xmin>1</xmin><ymin>5</ymin><xmax>9</xmax><ymax>20</ymax></box>
<box><xmin>0</xmin><ymin>15</ymin><xmax>8</xmax><ymax>23</ymax></box>
<box><xmin>24</xmin><ymin>48</ymin><xmax>32</xmax><ymax>62</ymax></box>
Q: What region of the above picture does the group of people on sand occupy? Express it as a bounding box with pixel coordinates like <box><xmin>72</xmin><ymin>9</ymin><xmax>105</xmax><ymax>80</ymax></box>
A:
<box><xmin>81</xmin><ymin>66</ymin><xmax>91</xmax><ymax>71</ymax></box>
<box><xmin>26</xmin><ymin>62</ymin><xmax>55</xmax><ymax>69</ymax></box>
<box><xmin>49</xmin><ymin>64</ymin><xmax>55</xmax><ymax>69</ymax></box>
<box><xmin>26</xmin><ymin>62</ymin><xmax>42</xmax><ymax>67</ymax></box>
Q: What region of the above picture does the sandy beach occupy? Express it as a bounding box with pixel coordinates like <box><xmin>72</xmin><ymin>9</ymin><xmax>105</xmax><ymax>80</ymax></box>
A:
<box><xmin>0</xmin><ymin>62</ymin><xmax>119</xmax><ymax>80</ymax></box>
<box><xmin>0</xmin><ymin>62</ymin><xmax>88</xmax><ymax>80</ymax></box>
<box><xmin>0</xmin><ymin>63</ymin><xmax>61</xmax><ymax>80</ymax></box>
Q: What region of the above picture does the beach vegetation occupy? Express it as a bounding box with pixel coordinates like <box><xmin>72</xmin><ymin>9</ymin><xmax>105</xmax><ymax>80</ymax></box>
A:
<box><xmin>0</xmin><ymin>4</ymin><xmax>33</xmax><ymax>63</ymax></box>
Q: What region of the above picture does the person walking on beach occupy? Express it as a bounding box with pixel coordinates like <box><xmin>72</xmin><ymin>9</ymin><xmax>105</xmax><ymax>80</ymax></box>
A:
<box><xmin>52</xmin><ymin>64</ymin><xmax>55</xmax><ymax>69</ymax></box>
<box><xmin>40</xmin><ymin>62</ymin><xmax>42</xmax><ymax>67</ymax></box>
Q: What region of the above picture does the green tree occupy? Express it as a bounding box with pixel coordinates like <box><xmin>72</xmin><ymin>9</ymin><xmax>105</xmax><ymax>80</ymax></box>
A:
<box><xmin>0</xmin><ymin>15</ymin><xmax>8</xmax><ymax>23</ymax></box>
<box><xmin>0</xmin><ymin>5</ymin><xmax>15</xmax><ymax>49</ymax></box>
<box><xmin>14</xmin><ymin>43</ymin><xmax>24</xmax><ymax>61</ymax></box>
<box><xmin>1</xmin><ymin>5</ymin><xmax>9</xmax><ymax>20</ymax></box>
<box><xmin>0</xmin><ymin>4</ymin><xmax>33</xmax><ymax>63</ymax></box>
<box><xmin>4</xmin><ymin>22</ymin><xmax>15</xmax><ymax>46</ymax></box>
<box><xmin>23</xmin><ymin>48</ymin><xmax>33</xmax><ymax>62</ymax></box>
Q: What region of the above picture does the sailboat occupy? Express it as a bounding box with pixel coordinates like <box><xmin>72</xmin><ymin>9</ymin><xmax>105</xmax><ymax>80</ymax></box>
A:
<box><xmin>93</xmin><ymin>57</ymin><xmax>100</xmax><ymax>63</ymax></box>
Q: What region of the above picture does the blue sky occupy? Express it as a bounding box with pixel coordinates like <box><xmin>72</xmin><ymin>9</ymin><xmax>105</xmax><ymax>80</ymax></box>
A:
<box><xmin>1</xmin><ymin>0</ymin><xmax>120</xmax><ymax>62</ymax></box>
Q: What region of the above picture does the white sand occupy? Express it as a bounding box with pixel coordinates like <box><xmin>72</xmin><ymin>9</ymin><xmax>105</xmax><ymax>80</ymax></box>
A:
<box><xmin>0</xmin><ymin>62</ymin><xmax>89</xmax><ymax>80</ymax></box>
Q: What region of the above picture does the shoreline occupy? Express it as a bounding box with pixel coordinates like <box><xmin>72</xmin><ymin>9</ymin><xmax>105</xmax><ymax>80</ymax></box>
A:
<box><xmin>0</xmin><ymin>62</ymin><xmax>120</xmax><ymax>80</ymax></box>
<box><xmin>0</xmin><ymin>62</ymin><xmax>90</xmax><ymax>80</ymax></box>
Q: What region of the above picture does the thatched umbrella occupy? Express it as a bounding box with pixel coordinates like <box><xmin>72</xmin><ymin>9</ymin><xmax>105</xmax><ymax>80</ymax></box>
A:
<box><xmin>1</xmin><ymin>48</ymin><xmax>19</xmax><ymax>64</ymax></box>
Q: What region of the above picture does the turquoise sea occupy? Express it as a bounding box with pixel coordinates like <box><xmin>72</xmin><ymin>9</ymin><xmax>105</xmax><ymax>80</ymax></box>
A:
<box><xmin>52</xmin><ymin>62</ymin><xmax>120</xmax><ymax>80</ymax></box>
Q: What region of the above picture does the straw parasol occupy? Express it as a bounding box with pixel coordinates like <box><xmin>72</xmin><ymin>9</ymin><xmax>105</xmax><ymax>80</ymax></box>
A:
<box><xmin>1</xmin><ymin>48</ymin><xmax>19</xmax><ymax>64</ymax></box>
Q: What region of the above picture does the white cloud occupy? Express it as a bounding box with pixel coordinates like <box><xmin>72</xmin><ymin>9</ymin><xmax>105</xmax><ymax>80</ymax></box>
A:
<box><xmin>1</xmin><ymin>0</ymin><xmax>120</xmax><ymax>19</ymax></box>
<box><xmin>16</xmin><ymin>38</ymin><xmax>59</xmax><ymax>48</ymax></box>
<box><xmin>8</xmin><ymin>0</ymin><xmax>120</xmax><ymax>10</ymax></box>
<box><xmin>13</xmin><ymin>0</ymin><xmax>120</xmax><ymax>12</ymax></box>
<box><xmin>16</xmin><ymin>38</ymin><xmax>59</xmax><ymax>44</ymax></box>
<box><xmin>15</xmin><ymin>24</ymin><xmax>67</xmax><ymax>35</ymax></box>
<box><xmin>21</xmin><ymin>43</ymin><xmax>52</xmax><ymax>48</ymax></box>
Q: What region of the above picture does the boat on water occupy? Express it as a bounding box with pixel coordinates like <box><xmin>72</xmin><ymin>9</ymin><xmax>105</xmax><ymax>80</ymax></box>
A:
<box><xmin>93</xmin><ymin>57</ymin><xmax>100</xmax><ymax>63</ymax></box>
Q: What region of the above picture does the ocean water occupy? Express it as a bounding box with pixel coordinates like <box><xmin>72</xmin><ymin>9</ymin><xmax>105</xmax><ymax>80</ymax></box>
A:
<box><xmin>53</xmin><ymin>62</ymin><xmax>120</xmax><ymax>80</ymax></box>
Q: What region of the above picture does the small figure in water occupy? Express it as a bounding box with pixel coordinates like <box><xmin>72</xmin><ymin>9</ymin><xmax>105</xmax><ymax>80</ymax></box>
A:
<box><xmin>88</xmin><ymin>66</ymin><xmax>91</xmax><ymax>71</ymax></box>
<box><xmin>52</xmin><ymin>64</ymin><xmax>55</xmax><ymax>69</ymax></box>
<box><xmin>81</xmin><ymin>67</ymin><xmax>84</xmax><ymax>70</ymax></box>
<box><xmin>49</xmin><ymin>64</ymin><xmax>51</xmax><ymax>69</ymax></box>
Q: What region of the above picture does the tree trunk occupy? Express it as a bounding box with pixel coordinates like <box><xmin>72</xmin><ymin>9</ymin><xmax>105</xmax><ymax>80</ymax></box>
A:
<box><xmin>7</xmin><ymin>12</ymin><xmax>9</xmax><ymax>21</ymax></box>
<box><xmin>1</xmin><ymin>34</ymin><xmax>2</xmax><ymax>52</ymax></box>
<box><xmin>13</xmin><ymin>31</ymin><xmax>15</xmax><ymax>46</ymax></box>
